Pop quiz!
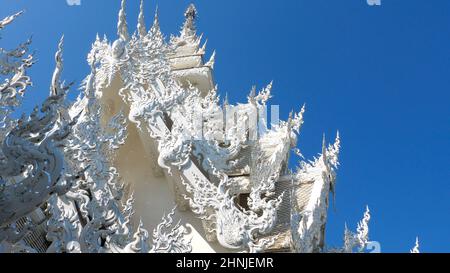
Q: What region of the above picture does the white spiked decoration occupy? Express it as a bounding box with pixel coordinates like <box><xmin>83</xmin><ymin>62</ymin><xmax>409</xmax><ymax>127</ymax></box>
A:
<box><xmin>50</xmin><ymin>36</ymin><xmax>65</xmax><ymax>96</ymax></box>
<box><xmin>291</xmin><ymin>133</ymin><xmax>341</xmax><ymax>252</ymax></box>
<box><xmin>356</xmin><ymin>206</ymin><xmax>371</xmax><ymax>250</ymax></box>
<box><xmin>117</xmin><ymin>0</ymin><xmax>129</xmax><ymax>41</ymax></box>
<box><xmin>181</xmin><ymin>4</ymin><xmax>197</xmax><ymax>38</ymax></box>
<box><xmin>0</xmin><ymin>10</ymin><xmax>23</xmax><ymax>30</ymax></box>
<box><xmin>410</xmin><ymin>237</ymin><xmax>420</xmax><ymax>253</ymax></box>
<box><xmin>0</xmin><ymin>11</ymin><xmax>34</xmax><ymax>143</ymax></box>
<box><xmin>205</xmin><ymin>50</ymin><xmax>216</xmax><ymax>69</ymax></box>
<box><xmin>340</xmin><ymin>206</ymin><xmax>372</xmax><ymax>253</ymax></box>
<box><xmin>198</xmin><ymin>39</ymin><xmax>208</xmax><ymax>55</ymax></box>
<box><xmin>137</xmin><ymin>0</ymin><xmax>146</xmax><ymax>38</ymax></box>
<box><xmin>150</xmin><ymin>6</ymin><xmax>162</xmax><ymax>39</ymax></box>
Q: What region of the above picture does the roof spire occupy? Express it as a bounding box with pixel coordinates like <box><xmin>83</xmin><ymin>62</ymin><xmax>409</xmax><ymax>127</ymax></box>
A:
<box><xmin>149</xmin><ymin>6</ymin><xmax>162</xmax><ymax>37</ymax></box>
<box><xmin>117</xmin><ymin>0</ymin><xmax>129</xmax><ymax>41</ymax></box>
<box><xmin>247</xmin><ymin>85</ymin><xmax>257</xmax><ymax>105</ymax></box>
<box><xmin>137</xmin><ymin>0</ymin><xmax>146</xmax><ymax>37</ymax></box>
<box><xmin>85</xmin><ymin>57</ymin><xmax>97</xmax><ymax>114</ymax></box>
<box><xmin>198</xmin><ymin>39</ymin><xmax>207</xmax><ymax>54</ymax></box>
<box><xmin>224</xmin><ymin>92</ymin><xmax>229</xmax><ymax>106</ymax></box>
<box><xmin>181</xmin><ymin>4</ymin><xmax>197</xmax><ymax>38</ymax></box>
<box><xmin>322</xmin><ymin>133</ymin><xmax>327</xmax><ymax>159</ymax></box>
<box><xmin>289</xmin><ymin>105</ymin><xmax>305</xmax><ymax>134</ymax></box>
<box><xmin>50</xmin><ymin>36</ymin><xmax>64</xmax><ymax>96</ymax></box>
<box><xmin>334</xmin><ymin>131</ymin><xmax>341</xmax><ymax>154</ymax></box>
<box><xmin>86</xmin><ymin>57</ymin><xmax>97</xmax><ymax>99</ymax></box>
<box><xmin>205</xmin><ymin>50</ymin><xmax>216</xmax><ymax>69</ymax></box>
<box><xmin>0</xmin><ymin>10</ymin><xmax>24</xmax><ymax>30</ymax></box>
<box><xmin>356</xmin><ymin>206</ymin><xmax>371</xmax><ymax>248</ymax></box>
<box><xmin>410</xmin><ymin>237</ymin><xmax>420</xmax><ymax>253</ymax></box>
<box><xmin>287</xmin><ymin>110</ymin><xmax>294</xmax><ymax>132</ymax></box>
<box><xmin>326</xmin><ymin>131</ymin><xmax>341</xmax><ymax>168</ymax></box>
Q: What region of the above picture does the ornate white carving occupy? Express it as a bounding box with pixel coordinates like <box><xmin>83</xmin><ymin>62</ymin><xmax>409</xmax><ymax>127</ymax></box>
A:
<box><xmin>0</xmin><ymin>70</ymin><xmax>73</xmax><ymax>228</ymax></box>
<box><xmin>51</xmin><ymin>52</ymin><xmax>191</xmax><ymax>253</ymax></box>
<box><xmin>0</xmin><ymin>12</ymin><xmax>191</xmax><ymax>252</ymax></box>
<box><xmin>410</xmin><ymin>237</ymin><xmax>420</xmax><ymax>253</ymax></box>
<box><xmin>181</xmin><ymin>166</ymin><xmax>282</xmax><ymax>252</ymax></box>
<box><xmin>341</xmin><ymin>206</ymin><xmax>371</xmax><ymax>253</ymax></box>
<box><xmin>291</xmin><ymin>133</ymin><xmax>340</xmax><ymax>253</ymax></box>
<box><xmin>0</xmin><ymin>18</ymin><xmax>79</xmax><ymax>251</ymax></box>
<box><xmin>0</xmin><ymin>2</ymin><xmax>384</xmax><ymax>254</ymax></box>
<box><xmin>149</xmin><ymin>207</ymin><xmax>192</xmax><ymax>253</ymax></box>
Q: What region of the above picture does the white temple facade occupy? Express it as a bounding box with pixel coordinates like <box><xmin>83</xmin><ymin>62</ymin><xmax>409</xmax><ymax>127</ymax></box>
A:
<box><xmin>0</xmin><ymin>1</ymin><xmax>381</xmax><ymax>254</ymax></box>
<box><xmin>92</xmin><ymin>1</ymin><xmax>338</xmax><ymax>253</ymax></box>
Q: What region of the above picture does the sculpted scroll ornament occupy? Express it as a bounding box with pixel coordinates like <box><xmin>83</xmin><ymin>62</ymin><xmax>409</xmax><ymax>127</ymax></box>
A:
<box><xmin>0</xmin><ymin>18</ymin><xmax>79</xmax><ymax>251</ymax></box>
<box><xmin>46</xmin><ymin>47</ymin><xmax>192</xmax><ymax>253</ymax></box>
<box><xmin>342</xmin><ymin>206</ymin><xmax>372</xmax><ymax>253</ymax></box>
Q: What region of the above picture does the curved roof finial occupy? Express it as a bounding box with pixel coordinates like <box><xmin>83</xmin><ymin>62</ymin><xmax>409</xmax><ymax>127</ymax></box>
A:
<box><xmin>325</xmin><ymin>131</ymin><xmax>341</xmax><ymax>168</ymax></box>
<box><xmin>181</xmin><ymin>4</ymin><xmax>197</xmax><ymax>38</ymax></box>
<box><xmin>117</xmin><ymin>0</ymin><xmax>129</xmax><ymax>41</ymax></box>
<box><xmin>410</xmin><ymin>237</ymin><xmax>420</xmax><ymax>253</ymax></box>
<box><xmin>149</xmin><ymin>6</ymin><xmax>162</xmax><ymax>38</ymax></box>
<box><xmin>322</xmin><ymin>133</ymin><xmax>327</xmax><ymax>159</ymax></box>
<box><xmin>137</xmin><ymin>0</ymin><xmax>146</xmax><ymax>37</ymax></box>
<box><xmin>50</xmin><ymin>36</ymin><xmax>64</xmax><ymax>96</ymax></box>
<box><xmin>185</xmin><ymin>3</ymin><xmax>197</xmax><ymax>19</ymax></box>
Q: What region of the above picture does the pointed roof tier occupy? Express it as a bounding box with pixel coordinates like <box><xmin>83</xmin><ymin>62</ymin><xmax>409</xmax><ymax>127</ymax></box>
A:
<box><xmin>168</xmin><ymin>4</ymin><xmax>214</xmax><ymax>97</ymax></box>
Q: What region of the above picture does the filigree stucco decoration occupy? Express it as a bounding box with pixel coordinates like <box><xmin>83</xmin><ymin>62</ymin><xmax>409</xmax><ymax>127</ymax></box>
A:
<box><xmin>342</xmin><ymin>206</ymin><xmax>371</xmax><ymax>253</ymax></box>
<box><xmin>0</xmin><ymin>36</ymin><xmax>75</xmax><ymax>229</ymax></box>
<box><xmin>181</xmin><ymin>165</ymin><xmax>283</xmax><ymax>253</ymax></box>
<box><xmin>0</xmin><ymin>10</ymin><xmax>191</xmax><ymax>253</ymax></box>
<box><xmin>0</xmin><ymin>11</ymin><xmax>34</xmax><ymax>144</ymax></box>
<box><xmin>1</xmin><ymin>1</ymin><xmax>414</xmax><ymax>254</ymax></box>
<box><xmin>88</xmin><ymin>1</ymin><xmax>338</xmax><ymax>253</ymax></box>
<box><xmin>47</xmin><ymin>46</ymin><xmax>192</xmax><ymax>253</ymax></box>
<box><xmin>291</xmin><ymin>133</ymin><xmax>340</xmax><ymax>253</ymax></box>
<box><xmin>0</xmin><ymin>19</ymin><xmax>79</xmax><ymax>251</ymax></box>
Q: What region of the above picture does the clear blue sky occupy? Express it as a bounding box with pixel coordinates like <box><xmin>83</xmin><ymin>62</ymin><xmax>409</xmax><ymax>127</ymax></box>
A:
<box><xmin>1</xmin><ymin>0</ymin><xmax>449</xmax><ymax>252</ymax></box>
